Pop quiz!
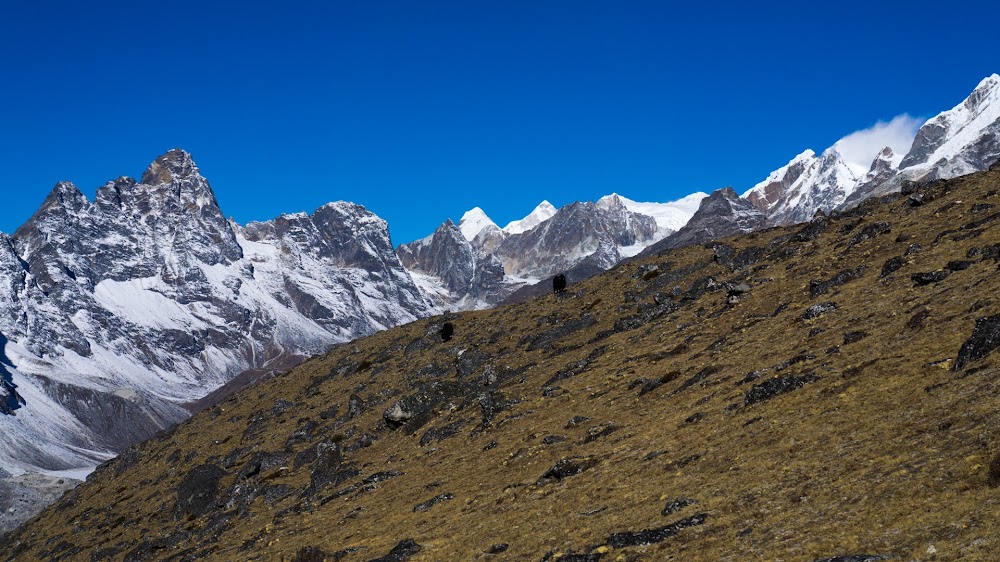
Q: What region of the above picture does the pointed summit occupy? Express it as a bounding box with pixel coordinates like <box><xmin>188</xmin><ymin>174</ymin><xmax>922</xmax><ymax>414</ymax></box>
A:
<box><xmin>140</xmin><ymin>149</ymin><xmax>200</xmax><ymax>186</ymax></box>
<box><xmin>503</xmin><ymin>201</ymin><xmax>557</xmax><ymax>234</ymax></box>
<box><xmin>458</xmin><ymin>207</ymin><xmax>498</xmax><ymax>242</ymax></box>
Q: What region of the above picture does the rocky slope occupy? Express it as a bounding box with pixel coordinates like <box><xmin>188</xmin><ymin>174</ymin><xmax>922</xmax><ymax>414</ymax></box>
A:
<box><xmin>0</xmin><ymin>150</ymin><xmax>433</xmax><ymax>532</ymax></box>
<box><xmin>7</xmin><ymin>166</ymin><xmax>1000</xmax><ymax>561</ymax></box>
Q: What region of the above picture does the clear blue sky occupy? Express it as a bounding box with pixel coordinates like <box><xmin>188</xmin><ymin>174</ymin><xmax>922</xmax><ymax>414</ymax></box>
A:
<box><xmin>2</xmin><ymin>1</ymin><xmax>999</xmax><ymax>245</ymax></box>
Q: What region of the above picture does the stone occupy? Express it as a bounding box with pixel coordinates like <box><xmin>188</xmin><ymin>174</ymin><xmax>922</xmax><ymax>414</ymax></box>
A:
<box><xmin>880</xmin><ymin>256</ymin><xmax>905</xmax><ymax>278</ymax></box>
<box><xmin>801</xmin><ymin>302</ymin><xmax>837</xmax><ymax>320</ymax></box>
<box><xmin>412</xmin><ymin>492</ymin><xmax>454</xmax><ymax>512</ymax></box>
<box><xmin>911</xmin><ymin>271</ymin><xmax>949</xmax><ymax>286</ymax></box>
<box><xmin>537</xmin><ymin>456</ymin><xmax>599</xmax><ymax>484</ymax></box>
<box><xmin>809</xmin><ymin>265</ymin><xmax>866</xmax><ymax>298</ymax></box>
<box><xmin>607</xmin><ymin>513</ymin><xmax>708</xmax><ymax>548</ymax></box>
<box><xmin>843</xmin><ymin>331</ymin><xmax>868</xmax><ymax>344</ymax></box>
<box><xmin>367</xmin><ymin>539</ymin><xmax>422</xmax><ymax>562</ymax></box>
<box><xmin>174</xmin><ymin>464</ymin><xmax>227</xmax><ymax>518</ymax></box>
<box><xmin>954</xmin><ymin>314</ymin><xmax>1000</xmax><ymax>370</ymax></box>
<box><xmin>847</xmin><ymin>222</ymin><xmax>891</xmax><ymax>247</ymax></box>
<box><xmin>745</xmin><ymin>374</ymin><xmax>820</xmax><ymax>405</ymax></box>
<box><xmin>661</xmin><ymin>497</ymin><xmax>697</xmax><ymax>516</ymax></box>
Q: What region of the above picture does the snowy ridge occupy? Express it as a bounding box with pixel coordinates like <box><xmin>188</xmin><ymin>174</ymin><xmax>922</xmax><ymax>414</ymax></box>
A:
<box><xmin>899</xmin><ymin>74</ymin><xmax>1000</xmax><ymax>178</ymax></box>
<box><xmin>503</xmin><ymin>201</ymin><xmax>557</xmax><ymax>234</ymax></box>
<box><xmin>599</xmin><ymin>191</ymin><xmax>708</xmax><ymax>235</ymax></box>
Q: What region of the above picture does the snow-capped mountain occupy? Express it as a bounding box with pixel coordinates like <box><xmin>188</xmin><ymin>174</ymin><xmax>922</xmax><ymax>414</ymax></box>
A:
<box><xmin>747</xmin><ymin>76</ymin><xmax>1000</xmax><ymax>223</ymax></box>
<box><xmin>0</xmin><ymin>150</ymin><xmax>432</xmax><ymax>531</ymax></box>
<box><xmin>400</xmin><ymin>192</ymin><xmax>703</xmax><ymax>309</ymax></box>
<box><xmin>743</xmin><ymin>148</ymin><xmax>862</xmax><ymax>225</ymax></box>
<box><xmin>842</xmin><ymin>73</ymin><xmax>1000</xmax><ymax>207</ymax></box>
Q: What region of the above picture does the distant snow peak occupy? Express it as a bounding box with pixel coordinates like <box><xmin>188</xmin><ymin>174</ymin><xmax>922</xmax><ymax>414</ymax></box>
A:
<box><xmin>458</xmin><ymin>207</ymin><xmax>498</xmax><ymax>241</ymax></box>
<box><xmin>605</xmin><ymin>192</ymin><xmax>708</xmax><ymax>235</ymax></box>
<box><xmin>503</xmin><ymin>201</ymin><xmax>557</xmax><ymax>234</ymax></box>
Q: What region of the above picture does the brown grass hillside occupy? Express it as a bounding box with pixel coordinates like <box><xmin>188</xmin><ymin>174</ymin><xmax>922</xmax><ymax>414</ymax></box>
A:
<box><xmin>5</xmin><ymin>169</ymin><xmax>1000</xmax><ymax>562</ymax></box>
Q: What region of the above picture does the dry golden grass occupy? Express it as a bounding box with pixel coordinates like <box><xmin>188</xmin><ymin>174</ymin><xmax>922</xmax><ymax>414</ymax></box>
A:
<box><xmin>6</xmin><ymin>169</ymin><xmax>1000</xmax><ymax>561</ymax></box>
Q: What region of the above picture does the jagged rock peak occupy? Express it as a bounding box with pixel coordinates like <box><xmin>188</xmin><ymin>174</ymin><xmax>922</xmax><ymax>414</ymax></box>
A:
<box><xmin>140</xmin><ymin>148</ymin><xmax>200</xmax><ymax>186</ymax></box>
<box><xmin>38</xmin><ymin>181</ymin><xmax>88</xmax><ymax>214</ymax></box>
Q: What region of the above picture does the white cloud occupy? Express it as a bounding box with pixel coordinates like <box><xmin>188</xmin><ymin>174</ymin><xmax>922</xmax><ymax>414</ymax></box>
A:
<box><xmin>834</xmin><ymin>114</ymin><xmax>923</xmax><ymax>170</ymax></box>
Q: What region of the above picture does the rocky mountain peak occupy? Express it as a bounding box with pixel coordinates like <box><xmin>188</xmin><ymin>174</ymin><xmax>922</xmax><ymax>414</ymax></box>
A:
<box><xmin>37</xmin><ymin>181</ymin><xmax>88</xmax><ymax>215</ymax></box>
<box><xmin>645</xmin><ymin>186</ymin><xmax>765</xmax><ymax>253</ymax></box>
<box><xmin>964</xmin><ymin>73</ymin><xmax>1000</xmax><ymax>112</ymax></box>
<box><xmin>139</xmin><ymin>148</ymin><xmax>200</xmax><ymax>186</ymax></box>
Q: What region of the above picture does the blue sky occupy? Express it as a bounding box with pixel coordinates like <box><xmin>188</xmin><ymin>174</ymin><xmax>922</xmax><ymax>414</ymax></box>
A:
<box><xmin>2</xmin><ymin>1</ymin><xmax>999</xmax><ymax>245</ymax></box>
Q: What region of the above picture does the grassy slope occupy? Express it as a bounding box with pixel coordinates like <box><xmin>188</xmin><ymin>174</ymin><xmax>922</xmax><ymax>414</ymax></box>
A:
<box><xmin>5</xmin><ymin>169</ymin><xmax>1000</xmax><ymax>562</ymax></box>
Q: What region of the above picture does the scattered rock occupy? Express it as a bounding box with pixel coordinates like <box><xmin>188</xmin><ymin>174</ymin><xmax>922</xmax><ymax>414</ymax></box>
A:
<box><xmin>848</xmin><ymin>222</ymin><xmax>890</xmax><ymax>247</ymax></box>
<box><xmin>294</xmin><ymin>546</ymin><xmax>328</xmax><ymax>562</ymax></box>
<box><xmin>843</xmin><ymin>331</ymin><xmax>868</xmax><ymax>344</ymax></box>
<box><xmin>954</xmin><ymin>314</ymin><xmax>1000</xmax><ymax>370</ymax></box>
<box><xmin>911</xmin><ymin>270</ymin><xmax>949</xmax><ymax>286</ymax></box>
<box><xmin>363</xmin><ymin>471</ymin><xmax>404</xmax><ymax>485</ymax></box>
<box><xmin>745</xmin><ymin>374</ymin><xmax>820</xmax><ymax>405</ymax></box>
<box><xmin>486</xmin><ymin>543</ymin><xmax>509</xmax><ymax>554</ymax></box>
<box><xmin>801</xmin><ymin>302</ymin><xmax>837</xmax><ymax>320</ymax></box>
<box><xmin>565</xmin><ymin>416</ymin><xmax>591</xmax><ymax>428</ymax></box>
<box><xmin>367</xmin><ymin>539</ymin><xmax>422</xmax><ymax>562</ymax></box>
<box><xmin>774</xmin><ymin>353</ymin><xmax>815</xmax><ymax>371</ymax></box>
<box><xmin>809</xmin><ymin>265</ymin><xmax>866</xmax><ymax>298</ymax></box>
<box><xmin>412</xmin><ymin>492</ymin><xmax>454</xmax><ymax>512</ymax></box>
<box><xmin>672</xmin><ymin>366</ymin><xmax>722</xmax><ymax>395</ymax></box>
<box><xmin>683</xmin><ymin>412</ymin><xmax>706</xmax><ymax>425</ymax></box>
<box><xmin>880</xmin><ymin>256</ymin><xmax>905</xmax><ymax>278</ymax></box>
<box><xmin>174</xmin><ymin>464</ymin><xmax>227</xmax><ymax>518</ymax></box>
<box><xmin>661</xmin><ymin>497</ymin><xmax>696</xmax><ymax>516</ymax></box>
<box><xmin>946</xmin><ymin>260</ymin><xmax>973</xmax><ymax>271</ymax></box>
<box><xmin>537</xmin><ymin>456</ymin><xmax>599</xmax><ymax>484</ymax></box>
<box><xmin>520</xmin><ymin>314</ymin><xmax>597</xmax><ymax>351</ymax></box>
<box><xmin>607</xmin><ymin>513</ymin><xmax>708</xmax><ymax>548</ymax></box>
<box><xmin>582</xmin><ymin>422</ymin><xmax>618</xmax><ymax>444</ymax></box>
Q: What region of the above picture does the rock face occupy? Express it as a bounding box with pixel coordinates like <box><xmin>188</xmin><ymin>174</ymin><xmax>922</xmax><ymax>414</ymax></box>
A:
<box><xmin>644</xmin><ymin>187</ymin><xmax>766</xmax><ymax>253</ymax></box>
<box><xmin>396</xmin><ymin>220</ymin><xmax>508</xmax><ymax>309</ymax></box>
<box><xmin>0</xmin><ymin>149</ymin><xmax>432</xmax><ymax>529</ymax></box>
<box><xmin>744</xmin><ymin>148</ymin><xmax>862</xmax><ymax>225</ymax></box>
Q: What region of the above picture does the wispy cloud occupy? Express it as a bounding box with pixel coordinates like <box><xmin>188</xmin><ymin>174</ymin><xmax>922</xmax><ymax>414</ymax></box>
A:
<box><xmin>834</xmin><ymin>114</ymin><xmax>923</xmax><ymax>170</ymax></box>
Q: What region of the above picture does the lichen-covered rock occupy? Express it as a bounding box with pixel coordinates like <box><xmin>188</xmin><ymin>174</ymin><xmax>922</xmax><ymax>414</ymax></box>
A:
<box><xmin>954</xmin><ymin>314</ymin><xmax>1000</xmax><ymax>370</ymax></box>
